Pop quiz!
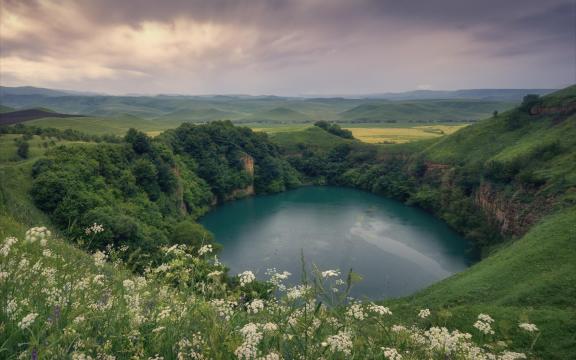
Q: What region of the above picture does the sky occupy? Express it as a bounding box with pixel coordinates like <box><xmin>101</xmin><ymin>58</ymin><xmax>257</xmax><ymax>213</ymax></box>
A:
<box><xmin>0</xmin><ymin>0</ymin><xmax>574</xmax><ymax>95</ymax></box>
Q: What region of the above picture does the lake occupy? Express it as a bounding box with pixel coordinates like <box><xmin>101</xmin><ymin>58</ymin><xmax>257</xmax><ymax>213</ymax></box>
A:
<box><xmin>200</xmin><ymin>186</ymin><xmax>474</xmax><ymax>299</ymax></box>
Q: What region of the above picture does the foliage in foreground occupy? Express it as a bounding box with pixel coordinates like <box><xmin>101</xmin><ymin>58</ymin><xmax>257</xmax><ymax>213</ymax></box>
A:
<box><xmin>1</xmin><ymin>226</ymin><xmax>541</xmax><ymax>359</ymax></box>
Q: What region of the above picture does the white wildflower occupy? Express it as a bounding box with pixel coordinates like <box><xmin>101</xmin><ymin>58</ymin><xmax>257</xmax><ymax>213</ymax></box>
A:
<box><xmin>368</xmin><ymin>303</ymin><xmax>392</xmax><ymax>316</ymax></box>
<box><xmin>478</xmin><ymin>313</ymin><xmax>494</xmax><ymax>323</ymax></box>
<box><xmin>418</xmin><ymin>308</ymin><xmax>431</xmax><ymax>319</ymax></box>
<box><xmin>93</xmin><ymin>250</ymin><xmax>107</xmax><ymax>267</ymax></box>
<box><xmin>474</xmin><ymin>320</ymin><xmax>495</xmax><ymax>335</ymax></box>
<box><xmin>324</xmin><ymin>331</ymin><xmax>353</xmax><ymax>356</ymax></box>
<box><xmin>382</xmin><ymin>347</ymin><xmax>402</xmax><ymax>360</ymax></box>
<box><xmin>18</xmin><ymin>312</ymin><xmax>38</xmax><ymax>329</ymax></box>
<box><xmin>238</xmin><ymin>270</ymin><xmax>255</xmax><ymax>287</ymax></box>
<box><xmin>85</xmin><ymin>223</ymin><xmax>104</xmax><ymax>235</ymax></box>
<box><xmin>1</xmin><ymin>236</ymin><xmax>18</xmax><ymax>256</ymax></box>
<box><xmin>346</xmin><ymin>303</ymin><xmax>366</xmax><ymax>320</ymax></box>
<box><xmin>321</xmin><ymin>269</ymin><xmax>340</xmax><ymax>278</ymax></box>
<box><xmin>198</xmin><ymin>244</ymin><xmax>213</xmax><ymax>256</ymax></box>
<box><xmin>247</xmin><ymin>299</ymin><xmax>265</xmax><ymax>314</ymax></box>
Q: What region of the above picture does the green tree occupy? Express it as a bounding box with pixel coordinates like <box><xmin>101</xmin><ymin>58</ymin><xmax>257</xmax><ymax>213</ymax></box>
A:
<box><xmin>16</xmin><ymin>141</ymin><xmax>29</xmax><ymax>159</ymax></box>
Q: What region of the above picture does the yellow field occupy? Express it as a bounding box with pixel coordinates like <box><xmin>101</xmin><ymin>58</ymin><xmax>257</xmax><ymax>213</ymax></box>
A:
<box><xmin>344</xmin><ymin>124</ymin><xmax>468</xmax><ymax>144</ymax></box>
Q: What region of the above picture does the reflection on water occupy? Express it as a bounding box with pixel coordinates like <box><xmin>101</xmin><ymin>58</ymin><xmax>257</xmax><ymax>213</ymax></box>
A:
<box><xmin>200</xmin><ymin>186</ymin><xmax>474</xmax><ymax>299</ymax></box>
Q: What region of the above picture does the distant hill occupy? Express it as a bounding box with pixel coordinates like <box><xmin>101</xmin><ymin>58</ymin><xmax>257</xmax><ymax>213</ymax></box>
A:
<box><xmin>154</xmin><ymin>107</ymin><xmax>239</xmax><ymax>123</ymax></box>
<box><xmin>237</xmin><ymin>107</ymin><xmax>312</xmax><ymax>123</ymax></box>
<box><xmin>0</xmin><ymin>105</ymin><xmax>15</xmax><ymax>113</ymax></box>
<box><xmin>329</xmin><ymin>88</ymin><xmax>557</xmax><ymax>101</ymax></box>
<box><xmin>0</xmin><ymin>108</ymin><xmax>84</xmax><ymax>125</ymax></box>
<box><xmin>338</xmin><ymin>99</ymin><xmax>514</xmax><ymax>123</ymax></box>
<box><xmin>0</xmin><ymin>86</ymin><xmax>102</xmax><ymax>97</ymax></box>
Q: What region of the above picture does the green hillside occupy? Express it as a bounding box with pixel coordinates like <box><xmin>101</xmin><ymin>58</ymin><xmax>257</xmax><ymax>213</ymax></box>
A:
<box><xmin>339</xmin><ymin>99</ymin><xmax>514</xmax><ymax>123</ymax></box>
<box><xmin>237</xmin><ymin>107</ymin><xmax>312</xmax><ymax>123</ymax></box>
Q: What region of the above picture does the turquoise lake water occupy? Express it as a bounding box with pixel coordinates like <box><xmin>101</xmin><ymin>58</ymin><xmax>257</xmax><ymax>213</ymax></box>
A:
<box><xmin>200</xmin><ymin>186</ymin><xmax>474</xmax><ymax>299</ymax></box>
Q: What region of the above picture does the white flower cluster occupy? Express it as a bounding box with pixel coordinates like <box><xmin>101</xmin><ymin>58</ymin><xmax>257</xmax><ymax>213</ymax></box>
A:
<box><xmin>286</xmin><ymin>284</ymin><xmax>311</xmax><ymax>300</ymax></box>
<box><xmin>238</xmin><ymin>271</ymin><xmax>255</xmax><ymax>287</ymax></box>
<box><xmin>247</xmin><ymin>299</ymin><xmax>265</xmax><ymax>314</ymax></box>
<box><xmin>1</xmin><ymin>236</ymin><xmax>18</xmax><ymax>256</ymax></box>
<box><xmin>346</xmin><ymin>303</ymin><xmax>366</xmax><ymax>321</ymax></box>
<box><xmin>85</xmin><ymin>223</ymin><xmax>104</xmax><ymax>235</ymax></box>
<box><xmin>474</xmin><ymin>313</ymin><xmax>495</xmax><ymax>335</ymax></box>
<box><xmin>18</xmin><ymin>312</ymin><xmax>38</xmax><ymax>329</ymax></box>
<box><xmin>418</xmin><ymin>308</ymin><xmax>431</xmax><ymax>319</ymax></box>
<box><xmin>266</xmin><ymin>268</ymin><xmax>291</xmax><ymax>290</ymax></box>
<box><xmin>25</xmin><ymin>227</ymin><xmax>51</xmax><ymax>244</ymax></box>
<box><xmin>321</xmin><ymin>269</ymin><xmax>340</xmax><ymax>278</ymax></box>
<box><xmin>368</xmin><ymin>303</ymin><xmax>392</xmax><ymax>316</ymax></box>
<box><xmin>323</xmin><ymin>331</ymin><xmax>353</xmax><ymax>356</ymax></box>
<box><xmin>93</xmin><ymin>250</ymin><xmax>108</xmax><ymax>267</ymax></box>
<box><xmin>234</xmin><ymin>323</ymin><xmax>263</xmax><ymax>359</ymax></box>
<box><xmin>198</xmin><ymin>244</ymin><xmax>213</xmax><ymax>256</ymax></box>
<box><xmin>382</xmin><ymin>347</ymin><xmax>402</xmax><ymax>360</ymax></box>
<box><xmin>518</xmin><ymin>323</ymin><xmax>538</xmax><ymax>332</ymax></box>
<box><xmin>209</xmin><ymin>299</ymin><xmax>237</xmax><ymax>321</ymax></box>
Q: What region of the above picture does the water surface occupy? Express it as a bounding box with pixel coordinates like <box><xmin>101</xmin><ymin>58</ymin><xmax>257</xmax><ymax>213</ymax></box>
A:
<box><xmin>200</xmin><ymin>186</ymin><xmax>474</xmax><ymax>299</ymax></box>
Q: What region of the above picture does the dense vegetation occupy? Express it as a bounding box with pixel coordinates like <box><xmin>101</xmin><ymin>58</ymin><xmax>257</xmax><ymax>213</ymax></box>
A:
<box><xmin>28</xmin><ymin>121</ymin><xmax>299</xmax><ymax>269</ymax></box>
<box><xmin>1</xmin><ymin>86</ymin><xmax>575</xmax><ymax>359</ymax></box>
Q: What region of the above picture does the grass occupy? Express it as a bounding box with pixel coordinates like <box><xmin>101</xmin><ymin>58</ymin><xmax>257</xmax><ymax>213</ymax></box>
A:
<box><xmin>343</xmin><ymin>124</ymin><xmax>468</xmax><ymax>144</ymax></box>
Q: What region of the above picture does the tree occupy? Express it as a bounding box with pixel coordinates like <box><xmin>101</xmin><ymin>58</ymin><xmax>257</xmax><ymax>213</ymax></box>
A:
<box><xmin>493</xmin><ymin>110</ymin><xmax>498</xmax><ymax>118</ymax></box>
<box><xmin>16</xmin><ymin>141</ymin><xmax>29</xmax><ymax>159</ymax></box>
<box><xmin>520</xmin><ymin>94</ymin><xmax>541</xmax><ymax>113</ymax></box>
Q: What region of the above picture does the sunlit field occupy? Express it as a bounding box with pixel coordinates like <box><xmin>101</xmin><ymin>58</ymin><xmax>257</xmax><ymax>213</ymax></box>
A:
<box><xmin>250</xmin><ymin>123</ymin><xmax>469</xmax><ymax>144</ymax></box>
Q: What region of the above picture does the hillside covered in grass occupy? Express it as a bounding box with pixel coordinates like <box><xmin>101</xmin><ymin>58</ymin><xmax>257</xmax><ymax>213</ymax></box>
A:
<box><xmin>1</xmin><ymin>86</ymin><xmax>575</xmax><ymax>359</ymax></box>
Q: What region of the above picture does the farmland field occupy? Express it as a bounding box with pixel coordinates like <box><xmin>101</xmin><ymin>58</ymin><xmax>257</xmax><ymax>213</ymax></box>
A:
<box><xmin>250</xmin><ymin>123</ymin><xmax>469</xmax><ymax>144</ymax></box>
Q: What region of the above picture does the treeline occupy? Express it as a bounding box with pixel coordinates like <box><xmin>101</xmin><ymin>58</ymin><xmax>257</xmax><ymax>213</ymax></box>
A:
<box><xmin>314</xmin><ymin>121</ymin><xmax>354</xmax><ymax>139</ymax></box>
<box><xmin>30</xmin><ymin>121</ymin><xmax>301</xmax><ymax>269</ymax></box>
<box><xmin>0</xmin><ymin>123</ymin><xmax>122</xmax><ymax>143</ymax></box>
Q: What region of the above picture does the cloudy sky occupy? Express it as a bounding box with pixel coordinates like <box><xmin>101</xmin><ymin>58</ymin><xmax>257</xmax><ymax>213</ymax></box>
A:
<box><xmin>0</xmin><ymin>0</ymin><xmax>574</xmax><ymax>95</ymax></box>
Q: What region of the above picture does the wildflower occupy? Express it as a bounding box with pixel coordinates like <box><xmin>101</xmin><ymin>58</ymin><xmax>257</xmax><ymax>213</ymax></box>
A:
<box><xmin>0</xmin><ymin>271</ymin><xmax>8</xmax><ymax>282</ymax></box>
<box><xmin>368</xmin><ymin>303</ymin><xmax>392</xmax><ymax>316</ymax></box>
<box><xmin>235</xmin><ymin>323</ymin><xmax>263</xmax><ymax>359</ymax></box>
<box><xmin>321</xmin><ymin>269</ymin><xmax>340</xmax><ymax>278</ymax></box>
<box><xmin>391</xmin><ymin>324</ymin><xmax>407</xmax><ymax>332</ymax></box>
<box><xmin>198</xmin><ymin>244</ymin><xmax>213</xmax><ymax>256</ymax></box>
<box><xmin>25</xmin><ymin>227</ymin><xmax>51</xmax><ymax>243</ymax></box>
<box><xmin>93</xmin><ymin>274</ymin><xmax>105</xmax><ymax>285</ymax></box>
<box><xmin>324</xmin><ymin>331</ymin><xmax>353</xmax><ymax>356</ymax></box>
<box><xmin>210</xmin><ymin>299</ymin><xmax>237</xmax><ymax>321</ymax></box>
<box><xmin>93</xmin><ymin>250</ymin><xmax>107</xmax><ymax>267</ymax></box>
<box><xmin>247</xmin><ymin>299</ymin><xmax>265</xmax><ymax>314</ymax></box>
<box><xmin>262</xmin><ymin>322</ymin><xmax>278</xmax><ymax>331</ymax></box>
<box><xmin>346</xmin><ymin>303</ymin><xmax>366</xmax><ymax>320</ymax></box>
<box><xmin>259</xmin><ymin>353</ymin><xmax>281</xmax><ymax>360</ymax></box>
<box><xmin>1</xmin><ymin>236</ymin><xmax>18</xmax><ymax>256</ymax></box>
<box><xmin>42</xmin><ymin>249</ymin><xmax>52</xmax><ymax>257</ymax></box>
<box><xmin>478</xmin><ymin>313</ymin><xmax>494</xmax><ymax>323</ymax></box>
<box><xmin>474</xmin><ymin>319</ymin><xmax>495</xmax><ymax>335</ymax></box>
<box><xmin>418</xmin><ymin>308</ymin><xmax>431</xmax><ymax>319</ymax></box>
<box><xmin>286</xmin><ymin>284</ymin><xmax>311</xmax><ymax>300</ymax></box>
<box><xmin>18</xmin><ymin>313</ymin><xmax>38</xmax><ymax>329</ymax></box>
<box><xmin>123</xmin><ymin>279</ymin><xmax>135</xmax><ymax>291</ymax></box>
<box><xmin>73</xmin><ymin>316</ymin><xmax>85</xmax><ymax>324</ymax></box>
<box><xmin>518</xmin><ymin>323</ymin><xmax>538</xmax><ymax>332</ymax></box>
<box><xmin>207</xmin><ymin>270</ymin><xmax>223</xmax><ymax>278</ymax></box>
<box><xmin>85</xmin><ymin>223</ymin><xmax>104</xmax><ymax>235</ymax></box>
<box><xmin>238</xmin><ymin>270</ymin><xmax>255</xmax><ymax>287</ymax></box>
<box><xmin>152</xmin><ymin>326</ymin><xmax>165</xmax><ymax>333</ymax></box>
<box><xmin>382</xmin><ymin>347</ymin><xmax>402</xmax><ymax>360</ymax></box>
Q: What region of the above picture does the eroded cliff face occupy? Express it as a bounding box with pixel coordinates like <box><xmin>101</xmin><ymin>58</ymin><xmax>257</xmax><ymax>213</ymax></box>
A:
<box><xmin>530</xmin><ymin>102</ymin><xmax>576</xmax><ymax>116</ymax></box>
<box><xmin>224</xmin><ymin>152</ymin><xmax>255</xmax><ymax>201</ymax></box>
<box><xmin>473</xmin><ymin>183</ymin><xmax>553</xmax><ymax>237</ymax></box>
<box><xmin>422</xmin><ymin>162</ymin><xmax>552</xmax><ymax>238</ymax></box>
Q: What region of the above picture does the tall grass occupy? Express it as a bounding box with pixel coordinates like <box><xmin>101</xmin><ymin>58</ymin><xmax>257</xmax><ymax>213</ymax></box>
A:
<box><xmin>1</xmin><ymin>226</ymin><xmax>540</xmax><ymax>359</ymax></box>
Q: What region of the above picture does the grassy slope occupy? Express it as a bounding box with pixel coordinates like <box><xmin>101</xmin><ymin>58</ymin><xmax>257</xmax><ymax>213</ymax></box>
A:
<box><xmin>339</xmin><ymin>99</ymin><xmax>515</xmax><ymax>123</ymax></box>
<box><xmin>392</xmin><ymin>208</ymin><xmax>576</xmax><ymax>358</ymax></box>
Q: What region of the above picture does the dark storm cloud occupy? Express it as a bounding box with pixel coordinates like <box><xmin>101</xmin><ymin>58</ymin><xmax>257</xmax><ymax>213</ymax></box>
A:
<box><xmin>1</xmin><ymin>0</ymin><xmax>573</xmax><ymax>94</ymax></box>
